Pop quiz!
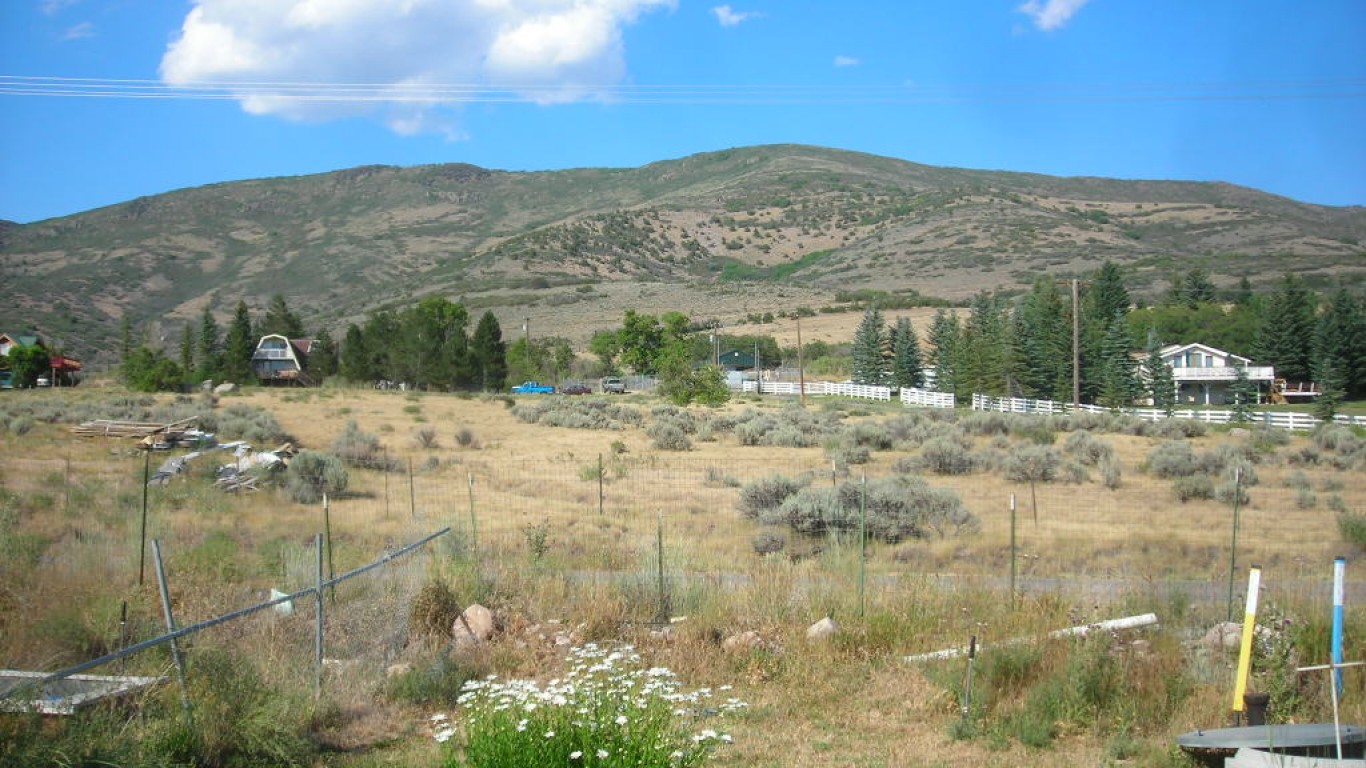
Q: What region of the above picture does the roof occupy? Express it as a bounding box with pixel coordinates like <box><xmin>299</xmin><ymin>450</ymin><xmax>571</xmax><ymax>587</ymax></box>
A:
<box><xmin>1158</xmin><ymin>342</ymin><xmax>1253</xmax><ymax>365</ymax></box>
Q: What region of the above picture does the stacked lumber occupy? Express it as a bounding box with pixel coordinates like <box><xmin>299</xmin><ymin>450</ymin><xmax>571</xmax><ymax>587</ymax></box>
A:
<box><xmin>72</xmin><ymin>416</ymin><xmax>199</xmax><ymax>442</ymax></box>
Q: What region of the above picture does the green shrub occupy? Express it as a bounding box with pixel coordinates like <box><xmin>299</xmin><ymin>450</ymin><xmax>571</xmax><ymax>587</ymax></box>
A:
<box><xmin>388</xmin><ymin>655</ymin><xmax>491</xmax><ymax>707</ymax></box>
<box><xmin>1339</xmin><ymin>513</ymin><xmax>1366</xmax><ymax>549</ymax></box>
<box><xmin>764</xmin><ymin>476</ymin><xmax>976</xmax><ymax>542</ymax></box>
<box><xmin>1146</xmin><ymin>441</ymin><xmax>1198</xmax><ymax>478</ymax></box>
<box><xmin>332</xmin><ymin>420</ymin><xmax>385</xmax><ymax>468</ymax></box>
<box><xmin>647</xmin><ymin>422</ymin><xmax>692</xmax><ymax>451</ymax></box>
<box><xmin>825</xmin><ymin>438</ymin><xmax>870</xmax><ymax>467</ymax></box>
<box><xmin>1003</xmin><ymin>445</ymin><xmax>1061</xmax><ymax>484</ymax></box>
<box><xmin>1172</xmin><ymin>474</ymin><xmax>1214</xmax><ymax>502</ymax></box>
<box><xmin>409</xmin><ymin>577</ymin><xmax>465</xmax><ymax>642</ymax></box>
<box><xmin>1099</xmin><ymin>456</ymin><xmax>1122</xmax><ymax>489</ymax></box>
<box><xmin>737</xmin><ymin>476</ymin><xmax>805</xmax><ymax>518</ymax></box>
<box><xmin>751</xmin><ymin>532</ymin><xmax>785</xmax><ymax>555</ymax></box>
<box><xmin>919</xmin><ymin>437</ymin><xmax>976</xmax><ymax>475</ymax></box>
<box><xmin>285</xmin><ymin>450</ymin><xmax>349</xmax><ymax>504</ymax></box>
<box><xmin>1063</xmin><ymin>430</ymin><xmax>1114</xmax><ymax>465</ymax></box>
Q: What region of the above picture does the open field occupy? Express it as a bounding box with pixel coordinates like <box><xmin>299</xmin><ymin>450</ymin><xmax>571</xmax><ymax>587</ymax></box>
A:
<box><xmin>2</xmin><ymin>385</ymin><xmax>1365</xmax><ymax>766</ymax></box>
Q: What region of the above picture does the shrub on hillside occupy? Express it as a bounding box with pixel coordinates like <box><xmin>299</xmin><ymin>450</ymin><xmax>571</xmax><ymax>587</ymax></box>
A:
<box><xmin>1063</xmin><ymin>430</ymin><xmax>1115</xmax><ymax>466</ymax></box>
<box><xmin>1172</xmin><ymin>474</ymin><xmax>1214</xmax><ymax>502</ymax></box>
<box><xmin>738</xmin><ymin>475</ymin><xmax>806</xmax><ymax>518</ymax></box>
<box><xmin>1146</xmin><ymin>441</ymin><xmax>1198</xmax><ymax>478</ymax></box>
<box><xmin>919</xmin><ymin>437</ymin><xmax>976</xmax><ymax>475</ymax></box>
<box><xmin>762</xmin><ymin>476</ymin><xmax>976</xmax><ymax>542</ymax></box>
<box><xmin>647</xmin><ymin>422</ymin><xmax>692</xmax><ymax>451</ymax></box>
<box><xmin>1003</xmin><ymin>445</ymin><xmax>1061</xmax><ymax>484</ymax></box>
<box><xmin>332</xmin><ymin>420</ymin><xmax>388</xmax><ymax>469</ymax></box>
<box><xmin>285</xmin><ymin>450</ymin><xmax>348</xmax><ymax>504</ymax></box>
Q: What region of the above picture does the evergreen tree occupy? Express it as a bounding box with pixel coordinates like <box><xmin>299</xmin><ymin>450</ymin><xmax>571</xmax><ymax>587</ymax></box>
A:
<box><xmin>221</xmin><ymin>300</ymin><xmax>256</xmax><ymax>384</ymax></box>
<box><xmin>1313</xmin><ymin>287</ymin><xmax>1366</xmax><ymax>399</ymax></box>
<box><xmin>261</xmin><ymin>294</ymin><xmax>306</xmax><ymax>339</ymax></box>
<box><xmin>851</xmin><ymin>305</ymin><xmax>889</xmax><ymax>385</ymax></box>
<box><xmin>178</xmin><ymin>321</ymin><xmax>195</xmax><ymax>385</ymax></box>
<box><xmin>395</xmin><ymin>297</ymin><xmax>469</xmax><ymax>389</ymax></box>
<box><xmin>1009</xmin><ymin>279</ymin><xmax>1072</xmax><ymax>400</ymax></box>
<box><xmin>927</xmin><ymin>309</ymin><xmax>961</xmax><ymax>395</ymax></box>
<box><xmin>339</xmin><ymin>323</ymin><xmax>370</xmax><ymax>383</ymax></box>
<box><xmin>1080</xmin><ymin>262</ymin><xmax>1130</xmax><ymax>403</ymax></box>
<box><xmin>958</xmin><ymin>292</ymin><xmax>1008</xmax><ymax>398</ymax></box>
<box><xmin>890</xmin><ymin>316</ymin><xmax>924</xmax><ymax>389</ymax></box>
<box><xmin>1234</xmin><ymin>276</ymin><xmax>1255</xmax><ymax>307</ymax></box>
<box><xmin>120</xmin><ymin>316</ymin><xmax>134</xmax><ymax>367</ymax></box>
<box><xmin>1314</xmin><ymin>360</ymin><xmax>1345</xmax><ymax>422</ymax></box>
<box><xmin>1145</xmin><ymin>330</ymin><xmax>1177</xmax><ymax>416</ymax></box>
<box><xmin>195</xmin><ymin>305</ymin><xmax>222</xmax><ymax>382</ymax></box>
<box><xmin>309</xmin><ymin>328</ymin><xmax>339</xmax><ymax>380</ymax></box>
<box><xmin>1228</xmin><ymin>363</ymin><xmax>1257</xmax><ymax>423</ymax></box>
<box><xmin>1177</xmin><ymin>267</ymin><xmax>1216</xmax><ymax>308</ymax></box>
<box><xmin>1256</xmin><ymin>273</ymin><xmax>1318</xmax><ymax>384</ymax></box>
<box><xmin>361</xmin><ymin>311</ymin><xmax>400</xmax><ymax>383</ymax></box>
<box><xmin>1097</xmin><ymin>312</ymin><xmax>1139</xmax><ymax>410</ymax></box>
<box><xmin>470</xmin><ymin>311</ymin><xmax>508</xmax><ymax>391</ymax></box>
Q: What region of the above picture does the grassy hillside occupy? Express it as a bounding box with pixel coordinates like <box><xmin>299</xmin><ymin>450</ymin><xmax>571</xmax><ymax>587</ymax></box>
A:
<box><xmin>3</xmin><ymin>145</ymin><xmax>1363</xmax><ymax>364</ymax></box>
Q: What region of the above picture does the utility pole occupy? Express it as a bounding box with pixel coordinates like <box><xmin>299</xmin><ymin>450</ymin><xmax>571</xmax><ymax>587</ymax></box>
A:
<box><xmin>797</xmin><ymin>314</ymin><xmax>806</xmax><ymax>407</ymax></box>
<box><xmin>1072</xmin><ymin>279</ymin><xmax>1081</xmax><ymax>411</ymax></box>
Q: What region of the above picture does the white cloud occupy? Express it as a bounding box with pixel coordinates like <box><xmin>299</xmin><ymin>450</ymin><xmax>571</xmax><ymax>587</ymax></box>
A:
<box><xmin>711</xmin><ymin>5</ymin><xmax>754</xmax><ymax>27</ymax></box>
<box><xmin>833</xmin><ymin>55</ymin><xmax>858</xmax><ymax>68</ymax></box>
<box><xmin>61</xmin><ymin>21</ymin><xmax>95</xmax><ymax>40</ymax></box>
<box><xmin>1017</xmin><ymin>0</ymin><xmax>1090</xmax><ymax>31</ymax></box>
<box><xmin>160</xmin><ymin>0</ymin><xmax>674</xmax><ymax>132</ymax></box>
<box><xmin>41</xmin><ymin>0</ymin><xmax>80</xmax><ymax>16</ymax></box>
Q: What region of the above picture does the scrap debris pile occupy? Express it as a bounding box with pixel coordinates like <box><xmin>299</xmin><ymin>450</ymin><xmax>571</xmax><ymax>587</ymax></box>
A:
<box><xmin>72</xmin><ymin>416</ymin><xmax>296</xmax><ymax>491</ymax></box>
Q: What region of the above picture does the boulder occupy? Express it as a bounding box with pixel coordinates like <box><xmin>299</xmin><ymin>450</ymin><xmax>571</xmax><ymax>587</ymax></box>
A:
<box><xmin>722</xmin><ymin>630</ymin><xmax>765</xmax><ymax>652</ymax></box>
<box><xmin>806</xmin><ymin>616</ymin><xmax>839</xmax><ymax>641</ymax></box>
<box><xmin>1200</xmin><ymin>621</ymin><xmax>1244</xmax><ymax>650</ymax></box>
<box><xmin>214</xmin><ymin>382</ymin><xmax>237</xmax><ymax>395</ymax></box>
<box><xmin>452</xmin><ymin>603</ymin><xmax>496</xmax><ymax>646</ymax></box>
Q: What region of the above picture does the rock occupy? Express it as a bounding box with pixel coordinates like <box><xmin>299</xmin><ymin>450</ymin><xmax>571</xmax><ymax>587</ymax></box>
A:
<box><xmin>214</xmin><ymin>382</ymin><xmax>237</xmax><ymax>395</ymax></box>
<box><xmin>1229</xmin><ymin>428</ymin><xmax>1251</xmax><ymax>439</ymax></box>
<box><xmin>1200</xmin><ymin>621</ymin><xmax>1243</xmax><ymax>650</ymax></box>
<box><xmin>722</xmin><ymin>630</ymin><xmax>765</xmax><ymax>652</ymax></box>
<box><xmin>452</xmin><ymin>603</ymin><xmax>496</xmax><ymax>646</ymax></box>
<box><xmin>806</xmin><ymin>617</ymin><xmax>839</xmax><ymax>641</ymax></box>
<box><xmin>386</xmin><ymin>662</ymin><xmax>413</xmax><ymax>678</ymax></box>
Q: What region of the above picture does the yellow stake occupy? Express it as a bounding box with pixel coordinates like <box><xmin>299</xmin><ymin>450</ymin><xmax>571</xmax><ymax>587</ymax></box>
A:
<box><xmin>1232</xmin><ymin>565</ymin><xmax>1262</xmax><ymax>713</ymax></box>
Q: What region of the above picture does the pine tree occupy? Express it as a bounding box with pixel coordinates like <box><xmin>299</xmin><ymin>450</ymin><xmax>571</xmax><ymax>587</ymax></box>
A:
<box><xmin>927</xmin><ymin>309</ymin><xmax>960</xmax><ymax>395</ymax></box>
<box><xmin>1097</xmin><ymin>312</ymin><xmax>1138</xmax><ymax>410</ymax></box>
<box><xmin>890</xmin><ymin>316</ymin><xmax>923</xmax><ymax>389</ymax></box>
<box><xmin>1256</xmin><ymin>273</ymin><xmax>1317</xmax><ymax>384</ymax></box>
<box><xmin>1145</xmin><ymin>330</ymin><xmax>1176</xmax><ymax>415</ymax></box>
<box><xmin>261</xmin><ymin>294</ymin><xmax>305</xmax><ymax>339</ymax></box>
<box><xmin>1313</xmin><ymin>287</ymin><xmax>1366</xmax><ymax>399</ymax></box>
<box><xmin>195</xmin><ymin>305</ymin><xmax>222</xmax><ymax>382</ymax></box>
<box><xmin>958</xmin><ymin>292</ymin><xmax>1008</xmax><ymax>397</ymax></box>
<box><xmin>339</xmin><ymin>323</ymin><xmax>369</xmax><ymax>382</ymax></box>
<box><xmin>471</xmin><ymin>311</ymin><xmax>508</xmax><ymax>391</ymax></box>
<box><xmin>221</xmin><ymin>300</ymin><xmax>256</xmax><ymax>384</ymax></box>
<box><xmin>1081</xmin><ymin>262</ymin><xmax>1130</xmax><ymax>402</ymax></box>
<box><xmin>178</xmin><ymin>321</ymin><xmax>195</xmax><ymax>385</ymax></box>
<box><xmin>309</xmin><ymin>328</ymin><xmax>339</xmax><ymax>380</ymax></box>
<box><xmin>851</xmin><ymin>305</ymin><xmax>889</xmax><ymax>386</ymax></box>
<box><xmin>1228</xmin><ymin>363</ymin><xmax>1256</xmax><ymax>423</ymax></box>
<box><xmin>1009</xmin><ymin>279</ymin><xmax>1072</xmax><ymax>400</ymax></box>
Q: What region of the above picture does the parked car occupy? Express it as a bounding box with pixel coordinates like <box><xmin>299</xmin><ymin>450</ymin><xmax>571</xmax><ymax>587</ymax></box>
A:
<box><xmin>561</xmin><ymin>382</ymin><xmax>592</xmax><ymax>395</ymax></box>
<box><xmin>601</xmin><ymin>376</ymin><xmax>626</xmax><ymax>394</ymax></box>
<box><xmin>511</xmin><ymin>381</ymin><xmax>555</xmax><ymax>394</ymax></box>
<box><xmin>35</xmin><ymin>376</ymin><xmax>51</xmax><ymax>387</ymax></box>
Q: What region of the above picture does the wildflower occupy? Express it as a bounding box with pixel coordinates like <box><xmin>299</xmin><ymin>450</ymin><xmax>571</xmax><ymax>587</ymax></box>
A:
<box><xmin>596</xmin><ymin>748</ymin><xmax>609</xmax><ymax>758</ymax></box>
<box><xmin>615</xmin><ymin>714</ymin><xmax>629</xmax><ymax>725</ymax></box>
<box><xmin>570</xmin><ymin>751</ymin><xmax>582</xmax><ymax>760</ymax></box>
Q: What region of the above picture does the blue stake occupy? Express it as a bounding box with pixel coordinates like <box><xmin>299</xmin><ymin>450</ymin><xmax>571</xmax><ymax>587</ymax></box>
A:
<box><xmin>1333</xmin><ymin>557</ymin><xmax>1346</xmax><ymax>697</ymax></box>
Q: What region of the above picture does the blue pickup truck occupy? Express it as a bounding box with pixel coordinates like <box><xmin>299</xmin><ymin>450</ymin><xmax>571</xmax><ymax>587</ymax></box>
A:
<box><xmin>511</xmin><ymin>381</ymin><xmax>556</xmax><ymax>394</ymax></box>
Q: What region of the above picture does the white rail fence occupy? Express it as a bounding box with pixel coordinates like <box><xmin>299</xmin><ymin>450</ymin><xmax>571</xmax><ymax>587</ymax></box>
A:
<box><xmin>970</xmin><ymin>393</ymin><xmax>1366</xmax><ymax>431</ymax></box>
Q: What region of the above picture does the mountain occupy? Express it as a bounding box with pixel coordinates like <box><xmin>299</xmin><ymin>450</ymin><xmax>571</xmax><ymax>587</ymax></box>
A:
<box><xmin>3</xmin><ymin>144</ymin><xmax>1363</xmax><ymax>365</ymax></box>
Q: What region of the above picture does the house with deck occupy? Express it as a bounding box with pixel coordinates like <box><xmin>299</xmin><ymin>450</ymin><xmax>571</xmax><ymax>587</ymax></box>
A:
<box><xmin>1155</xmin><ymin>343</ymin><xmax>1275</xmax><ymax>406</ymax></box>
<box><xmin>251</xmin><ymin>335</ymin><xmax>315</xmax><ymax>386</ymax></box>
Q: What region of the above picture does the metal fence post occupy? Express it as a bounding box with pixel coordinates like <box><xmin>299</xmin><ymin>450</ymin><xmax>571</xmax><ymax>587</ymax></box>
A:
<box><xmin>314</xmin><ymin>533</ymin><xmax>324</xmax><ymax>700</ymax></box>
<box><xmin>151</xmin><ymin>540</ymin><xmax>193</xmax><ymax>722</ymax></box>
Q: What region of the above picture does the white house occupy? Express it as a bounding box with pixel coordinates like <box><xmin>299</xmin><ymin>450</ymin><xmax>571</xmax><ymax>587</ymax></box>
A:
<box><xmin>251</xmin><ymin>335</ymin><xmax>315</xmax><ymax>386</ymax></box>
<box><xmin>1155</xmin><ymin>343</ymin><xmax>1275</xmax><ymax>406</ymax></box>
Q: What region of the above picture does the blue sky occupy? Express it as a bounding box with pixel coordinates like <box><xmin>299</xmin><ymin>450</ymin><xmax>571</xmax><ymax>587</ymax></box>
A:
<box><xmin>2</xmin><ymin>0</ymin><xmax>1363</xmax><ymax>223</ymax></box>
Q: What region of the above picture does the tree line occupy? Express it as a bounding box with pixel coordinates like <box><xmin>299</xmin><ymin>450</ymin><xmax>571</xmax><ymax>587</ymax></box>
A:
<box><xmin>847</xmin><ymin>263</ymin><xmax>1366</xmax><ymax>412</ymax></box>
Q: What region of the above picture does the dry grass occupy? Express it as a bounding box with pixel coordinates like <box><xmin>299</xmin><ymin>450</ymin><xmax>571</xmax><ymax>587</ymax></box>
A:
<box><xmin>2</xmin><ymin>386</ymin><xmax>1364</xmax><ymax>766</ymax></box>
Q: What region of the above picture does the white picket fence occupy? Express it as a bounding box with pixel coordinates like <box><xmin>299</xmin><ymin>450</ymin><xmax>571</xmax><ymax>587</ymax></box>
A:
<box><xmin>737</xmin><ymin>380</ymin><xmax>894</xmax><ymax>401</ymax></box>
<box><xmin>970</xmin><ymin>393</ymin><xmax>1366</xmax><ymax>431</ymax></box>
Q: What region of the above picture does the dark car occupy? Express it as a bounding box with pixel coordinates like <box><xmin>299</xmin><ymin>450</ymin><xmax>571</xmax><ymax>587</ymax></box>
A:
<box><xmin>561</xmin><ymin>382</ymin><xmax>592</xmax><ymax>395</ymax></box>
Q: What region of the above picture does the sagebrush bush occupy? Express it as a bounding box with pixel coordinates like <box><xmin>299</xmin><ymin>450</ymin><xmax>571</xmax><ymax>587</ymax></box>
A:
<box><xmin>1146</xmin><ymin>441</ymin><xmax>1198</xmax><ymax>478</ymax></box>
<box><xmin>414</xmin><ymin>426</ymin><xmax>439</xmax><ymax>449</ymax></box>
<box><xmin>1063</xmin><ymin>430</ymin><xmax>1115</xmax><ymax>466</ymax></box>
<box><xmin>919</xmin><ymin>437</ymin><xmax>976</xmax><ymax>475</ymax></box>
<box><xmin>1314</xmin><ymin>424</ymin><xmax>1361</xmax><ymax>453</ymax></box>
<box><xmin>960</xmin><ymin>412</ymin><xmax>1009</xmax><ymax>436</ymax></box>
<box><xmin>647</xmin><ymin>422</ymin><xmax>692</xmax><ymax>451</ymax></box>
<box><xmin>285</xmin><ymin>450</ymin><xmax>348</xmax><ymax>504</ymax></box>
<box><xmin>751</xmin><ymin>532</ymin><xmax>785</xmax><ymax>555</ymax></box>
<box><xmin>513</xmin><ymin>398</ymin><xmax>644</xmax><ymax>430</ymax></box>
<box><xmin>1099</xmin><ymin>456</ymin><xmax>1122</xmax><ymax>489</ymax></box>
<box><xmin>737</xmin><ymin>475</ymin><xmax>805</xmax><ymax>518</ymax></box>
<box><xmin>825</xmin><ymin>438</ymin><xmax>870</xmax><ymax>467</ymax></box>
<box><xmin>1003</xmin><ymin>445</ymin><xmax>1061</xmax><ymax>484</ymax></box>
<box><xmin>1172</xmin><ymin>474</ymin><xmax>1214</xmax><ymax>502</ymax></box>
<box><xmin>762</xmin><ymin>476</ymin><xmax>976</xmax><ymax>542</ymax></box>
<box><xmin>331</xmin><ymin>420</ymin><xmax>384</xmax><ymax>467</ymax></box>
